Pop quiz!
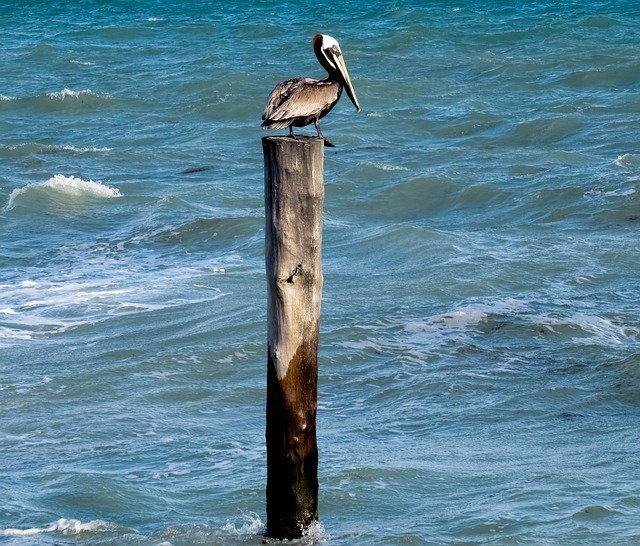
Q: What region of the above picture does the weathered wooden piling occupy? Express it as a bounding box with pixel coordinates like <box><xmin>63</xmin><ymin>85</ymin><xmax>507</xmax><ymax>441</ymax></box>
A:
<box><xmin>263</xmin><ymin>136</ymin><xmax>324</xmax><ymax>539</ymax></box>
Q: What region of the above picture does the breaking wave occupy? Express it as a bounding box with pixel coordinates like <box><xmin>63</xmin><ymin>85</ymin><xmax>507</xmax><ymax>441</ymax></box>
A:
<box><xmin>4</xmin><ymin>174</ymin><xmax>121</xmax><ymax>212</ymax></box>
<box><xmin>1</xmin><ymin>518</ymin><xmax>114</xmax><ymax>537</ymax></box>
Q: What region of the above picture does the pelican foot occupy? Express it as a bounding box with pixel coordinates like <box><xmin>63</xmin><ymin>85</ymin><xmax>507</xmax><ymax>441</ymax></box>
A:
<box><xmin>323</xmin><ymin>138</ymin><xmax>335</xmax><ymax>148</ymax></box>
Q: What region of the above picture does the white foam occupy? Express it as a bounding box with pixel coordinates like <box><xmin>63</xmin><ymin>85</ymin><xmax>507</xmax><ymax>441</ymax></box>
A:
<box><xmin>405</xmin><ymin>302</ymin><xmax>519</xmax><ymax>336</ymax></box>
<box><xmin>0</xmin><ymin>279</ymin><xmax>134</xmax><ymax>343</ymax></box>
<box><xmin>584</xmin><ymin>187</ymin><xmax>636</xmax><ymax>198</ymax></box>
<box><xmin>47</xmin><ymin>88</ymin><xmax>109</xmax><ymax>100</ymax></box>
<box><xmin>69</xmin><ymin>59</ymin><xmax>94</xmax><ymax>66</ymax></box>
<box><xmin>371</xmin><ymin>162</ymin><xmax>409</xmax><ymax>172</ymax></box>
<box><xmin>42</xmin><ymin>174</ymin><xmax>121</xmax><ymax>197</ymax></box>
<box><xmin>301</xmin><ymin>520</ymin><xmax>330</xmax><ymax>542</ymax></box>
<box><xmin>60</xmin><ymin>145</ymin><xmax>112</xmax><ymax>153</ymax></box>
<box><xmin>1</xmin><ymin>518</ymin><xmax>112</xmax><ymax>537</ymax></box>
<box><xmin>614</xmin><ymin>153</ymin><xmax>639</xmax><ymax>168</ymax></box>
<box><xmin>221</xmin><ymin>512</ymin><xmax>264</xmax><ymax>536</ymax></box>
<box><xmin>401</xmin><ymin>299</ymin><xmax>530</xmax><ymax>355</ymax></box>
<box><xmin>0</xmin><ymin>94</ymin><xmax>15</xmax><ymax>101</ymax></box>
<box><xmin>541</xmin><ymin>312</ymin><xmax>636</xmax><ymax>346</ymax></box>
<box><xmin>4</xmin><ymin>174</ymin><xmax>121</xmax><ymax>210</ymax></box>
<box><xmin>0</xmin><ymin>327</ymin><xmax>34</xmax><ymax>342</ymax></box>
<box><xmin>3</xmin><ymin>143</ymin><xmax>111</xmax><ymax>153</ymax></box>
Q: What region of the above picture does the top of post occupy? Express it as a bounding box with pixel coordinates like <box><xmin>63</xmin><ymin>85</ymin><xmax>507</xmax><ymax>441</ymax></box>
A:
<box><xmin>262</xmin><ymin>135</ymin><xmax>324</xmax><ymax>146</ymax></box>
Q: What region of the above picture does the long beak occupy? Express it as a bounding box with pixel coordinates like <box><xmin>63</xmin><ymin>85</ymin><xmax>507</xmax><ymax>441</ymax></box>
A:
<box><xmin>334</xmin><ymin>53</ymin><xmax>361</xmax><ymax>112</ymax></box>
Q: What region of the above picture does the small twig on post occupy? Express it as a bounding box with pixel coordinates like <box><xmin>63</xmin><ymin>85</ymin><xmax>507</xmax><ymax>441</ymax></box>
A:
<box><xmin>263</xmin><ymin>136</ymin><xmax>324</xmax><ymax>539</ymax></box>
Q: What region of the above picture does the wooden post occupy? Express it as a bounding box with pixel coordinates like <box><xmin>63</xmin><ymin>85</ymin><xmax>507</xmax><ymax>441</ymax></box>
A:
<box><xmin>263</xmin><ymin>136</ymin><xmax>324</xmax><ymax>539</ymax></box>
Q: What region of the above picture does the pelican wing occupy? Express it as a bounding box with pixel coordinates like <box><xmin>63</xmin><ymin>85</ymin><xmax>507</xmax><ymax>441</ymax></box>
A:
<box><xmin>262</xmin><ymin>77</ymin><xmax>340</xmax><ymax>128</ymax></box>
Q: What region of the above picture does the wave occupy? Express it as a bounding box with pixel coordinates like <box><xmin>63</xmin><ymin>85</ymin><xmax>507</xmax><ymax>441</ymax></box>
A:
<box><xmin>540</xmin><ymin>312</ymin><xmax>638</xmax><ymax>346</ymax></box>
<box><xmin>399</xmin><ymin>298</ymin><xmax>638</xmax><ymax>360</ymax></box>
<box><xmin>0</xmin><ymin>88</ymin><xmax>115</xmax><ymax>114</ymax></box>
<box><xmin>60</xmin><ymin>144</ymin><xmax>112</xmax><ymax>153</ymax></box>
<box><xmin>555</xmin><ymin>63</ymin><xmax>640</xmax><ymax>88</ymax></box>
<box><xmin>0</xmin><ymin>277</ymin><xmax>132</xmax><ymax>345</ymax></box>
<box><xmin>152</xmin><ymin>216</ymin><xmax>261</xmax><ymax>247</ymax></box>
<box><xmin>0</xmin><ymin>142</ymin><xmax>112</xmax><ymax>158</ymax></box>
<box><xmin>0</xmin><ymin>253</ymin><xmax>231</xmax><ymax>346</ymax></box>
<box><xmin>1</xmin><ymin>518</ymin><xmax>114</xmax><ymax>537</ymax></box>
<box><xmin>0</xmin><ymin>514</ymin><xmax>322</xmax><ymax>543</ymax></box>
<box><xmin>47</xmin><ymin>87</ymin><xmax>111</xmax><ymax>100</ymax></box>
<box><xmin>614</xmin><ymin>153</ymin><xmax>640</xmax><ymax>169</ymax></box>
<box><xmin>508</xmin><ymin>117</ymin><xmax>584</xmax><ymax>146</ymax></box>
<box><xmin>584</xmin><ymin>187</ymin><xmax>636</xmax><ymax>199</ymax></box>
<box><xmin>4</xmin><ymin>174</ymin><xmax>121</xmax><ymax>212</ymax></box>
<box><xmin>403</xmin><ymin>299</ymin><xmax>528</xmax><ymax>353</ymax></box>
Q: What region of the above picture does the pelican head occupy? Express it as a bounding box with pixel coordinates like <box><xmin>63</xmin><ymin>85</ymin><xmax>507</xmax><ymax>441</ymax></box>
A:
<box><xmin>313</xmin><ymin>34</ymin><xmax>361</xmax><ymax>112</ymax></box>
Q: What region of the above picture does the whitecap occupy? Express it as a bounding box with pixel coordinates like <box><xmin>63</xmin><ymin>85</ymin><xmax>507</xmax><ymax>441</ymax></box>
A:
<box><xmin>1</xmin><ymin>143</ymin><xmax>112</xmax><ymax>156</ymax></box>
<box><xmin>47</xmin><ymin>88</ymin><xmax>109</xmax><ymax>100</ymax></box>
<box><xmin>400</xmin><ymin>299</ymin><xmax>530</xmax><ymax>355</ymax></box>
<box><xmin>69</xmin><ymin>59</ymin><xmax>94</xmax><ymax>66</ymax></box>
<box><xmin>406</xmin><ymin>300</ymin><xmax>526</xmax><ymax>336</ymax></box>
<box><xmin>1</xmin><ymin>518</ymin><xmax>113</xmax><ymax>537</ymax></box>
<box><xmin>60</xmin><ymin>145</ymin><xmax>112</xmax><ymax>153</ymax></box>
<box><xmin>402</xmin><ymin>305</ymin><xmax>491</xmax><ymax>353</ymax></box>
<box><xmin>584</xmin><ymin>187</ymin><xmax>636</xmax><ymax>198</ymax></box>
<box><xmin>4</xmin><ymin>174</ymin><xmax>121</xmax><ymax>211</ymax></box>
<box><xmin>614</xmin><ymin>153</ymin><xmax>640</xmax><ymax>168</ymax></box>
<box><xmin>0</xmin><ymin>94</ymin><xmax>15</xmax><ymax>101</ymax></box>
<box><xmin>541</xmin><ymin>313</ymin><xmax>635</xmax><ymax>346</ymax></box>
<box><xmin>371</xmin><ymin>162</ymin><xmax>409</xmax><ymax>172</ymax></box>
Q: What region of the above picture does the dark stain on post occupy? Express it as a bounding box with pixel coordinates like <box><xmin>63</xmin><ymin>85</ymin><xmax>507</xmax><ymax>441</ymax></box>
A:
<box><xmin>266</xmin><ymin>341</ymin><xmax>318</xmax><ymax>538</ymax></box>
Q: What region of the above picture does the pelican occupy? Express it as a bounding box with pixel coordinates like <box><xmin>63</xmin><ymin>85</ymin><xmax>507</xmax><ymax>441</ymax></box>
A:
<box><xmin>261</xmin><ymin>34</ymin><xmax>361</xmax><ymax>146</ymax></box>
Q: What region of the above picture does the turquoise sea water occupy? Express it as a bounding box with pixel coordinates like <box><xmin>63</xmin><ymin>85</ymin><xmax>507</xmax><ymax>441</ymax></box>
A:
<box><xmin>2</xmin><ymin>1</ymin><xmax>640</xmax><ymax>543</ymax></box>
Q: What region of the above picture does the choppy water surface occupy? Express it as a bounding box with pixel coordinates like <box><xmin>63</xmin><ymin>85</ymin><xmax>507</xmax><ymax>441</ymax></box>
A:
<box><xmin>1</xmin><ymin>1</ymin><xmax>640</xmax><ymax>544</ymax></box>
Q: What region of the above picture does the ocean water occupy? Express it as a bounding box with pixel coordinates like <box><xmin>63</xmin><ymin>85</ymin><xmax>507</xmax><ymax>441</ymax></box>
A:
<box><xmin>1</xmin><ymin>0</ymin><xmax>640</xmax><ymax>543</ymax></box>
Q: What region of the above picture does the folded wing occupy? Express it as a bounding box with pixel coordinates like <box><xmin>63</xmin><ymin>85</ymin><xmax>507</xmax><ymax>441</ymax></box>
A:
<box><xmin>262</xmin><ymin>77</ymin><xmax>340</xmax><ymax>129</ymax></box>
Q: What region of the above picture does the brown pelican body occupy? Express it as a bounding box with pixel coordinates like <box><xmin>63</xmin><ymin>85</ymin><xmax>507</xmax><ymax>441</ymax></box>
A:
<box><xmin>261</xmin><ymin>34</ymin><xmax>361</xmax><ymax>145</ymax></box>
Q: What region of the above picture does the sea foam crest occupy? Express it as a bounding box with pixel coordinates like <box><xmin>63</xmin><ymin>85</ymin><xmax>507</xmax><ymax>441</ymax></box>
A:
<box><xmin>4</xmin><ymin>174</ymin><xmax>121</xmax><ymax>211</ymax></box>
<box><xmin>614</xmin><ymin>153</ymin><xmax>640</xmax><ymax>168</ymax></box>
<box><xmin>60</xmin><ymin>145</ymin><xmax>112</xmax><ymax>153</ymax></box>
<box><xmin>47</xmin><ymin>87</ymin><xmax>109</xmax><ymax>100</ymax></box>
<box><xmin>3</xmin><ymin>143</ymin><xmax>112</xmax><ymax>154</ymax></box>
<box><xmin>1</xmin><ymin>518</ymin><xmax>113</xmax><ymax>537</ymax></box>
